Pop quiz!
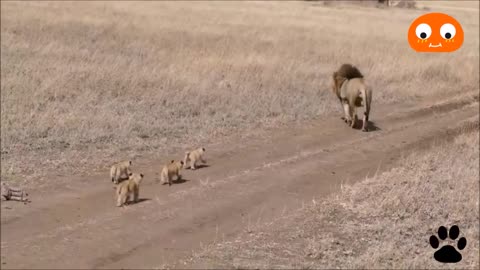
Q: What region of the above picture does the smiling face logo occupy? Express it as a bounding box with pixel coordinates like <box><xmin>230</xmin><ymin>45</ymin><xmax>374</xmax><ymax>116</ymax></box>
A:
<box><xmin>408</xmin><ymin>13</ymin><xmax>464</xmax><ymax>52</ymax></box>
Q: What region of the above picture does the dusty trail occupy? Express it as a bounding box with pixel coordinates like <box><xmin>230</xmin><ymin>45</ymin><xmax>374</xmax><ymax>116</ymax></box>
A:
<box><xmin>1</xmin><ymin>93</ymin><xmax>478</xmax><ymax>269</ymax></box>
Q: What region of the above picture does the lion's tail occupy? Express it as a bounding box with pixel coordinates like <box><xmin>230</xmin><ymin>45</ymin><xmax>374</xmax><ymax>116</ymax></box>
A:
<box><xmin>361</xmin><ymin>87</ymin><xmax>372</xmax><ymax>121</ymax></box>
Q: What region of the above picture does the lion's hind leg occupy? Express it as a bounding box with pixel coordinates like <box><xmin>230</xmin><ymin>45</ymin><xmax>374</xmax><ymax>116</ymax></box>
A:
<box><xmin>190</xmin><ymin>159</ymin><xmax>197</xmax><ymax>170</ymax></box>
<box><xmin>362</xmin><ymin>111</ymin><xmax>369</xmax><ymax>132</ymax></box>
<box><xmin>160</xmin><ymin>171</ymin><xmax>167</xmax><ymax>185</ymax></box>
<box><xmin>133</xmin><ymin>188</ymin><xmax>139</xmax><ymax>203</ymax></box>
<box><xmin>350</xmin><ymin>106</ymin><xmax>357</xmax><ymax>129</ymax></box>
<box><xmin>348</xmin><ymin>97</ymin><xmax>358</xmax><ymax>129</ymax></box>
<box><xmin>338</xmin><ymin>97</ymin><xmax>346</xmax><ymax>121</ymax></box>
<box><xmin>125</xmin><ymin>193</ymin><xmax>131</xmax><ymax>205</ymax></box>
<box><xmin>117</xmin><ymin>191</ymin><xmax>126</xmax><ymax>207</ymax></box>
<box><xmin>361</xmin><ymin>89</ymin><xmax>371</xmax><ymax>132</ymax></box>
<box><xmin>342</xmin><ymin>102</ymin><xmax>351</xmax><ymax>125</ymax></box>
<box><xmin>351</xmin><ymin>114</ymin><xmax>357</xmax><ymax>129</ymax></box>
<box><xmin>115</xmin><ymin>168</ymin><xmax>123</xmax><ymax>184</ymax></box>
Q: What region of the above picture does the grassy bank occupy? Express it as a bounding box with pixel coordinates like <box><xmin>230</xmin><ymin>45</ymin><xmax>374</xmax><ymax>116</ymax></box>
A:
<box><xmin>188</xmin><ymin>130</ymin><xmax>479</xmax><ymax>269</ymax></box>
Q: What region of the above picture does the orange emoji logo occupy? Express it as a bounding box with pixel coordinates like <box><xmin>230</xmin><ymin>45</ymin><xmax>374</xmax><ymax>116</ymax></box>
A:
<box><xmin>408</xmin><ymin>13</ymin><xmax>464</xmax><ymax>52</ymax></box>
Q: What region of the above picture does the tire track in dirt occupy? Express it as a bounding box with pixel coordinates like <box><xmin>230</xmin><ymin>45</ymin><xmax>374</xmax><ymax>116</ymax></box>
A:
<box><xmin>1</xmin><ymin>94</ymin><xmax>478</xmax><ymax>269</ymax></box>
<box><xmin>100</xmin><ymin>101</ymin><xmax>479</xmax><ymax>269</ymax></box>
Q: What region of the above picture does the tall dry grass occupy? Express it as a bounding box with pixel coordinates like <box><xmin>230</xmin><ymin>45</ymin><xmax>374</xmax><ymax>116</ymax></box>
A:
<box><xmin>1</xmin><ymin>1</ymin><xmax>479</xmax><ymax>187</ymax></box>
<box><xmin>189</xmin><ymin>130</ymin><xmax>480</xmax><ymax>269</ymax></box>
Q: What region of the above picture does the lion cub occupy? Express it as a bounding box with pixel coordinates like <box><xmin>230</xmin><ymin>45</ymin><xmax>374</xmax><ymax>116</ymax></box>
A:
<box><xmin>116</xmin><ymin>173</ymin><xmax>144</xmax><ymax>207</ymax></box>
<box><xmin>160</xmin><ymin>160</ymin><xmax>184</xmax><ymax>186</ymax></box>
<box><xmin>183</xmin><ymin>147</ymin><xmax>207</xmax><ymax>170</ymax></box>
<box><xmin>110</xmin><ymin>160</ymin><xmax>132</xmax><ymax>184</ymax></box>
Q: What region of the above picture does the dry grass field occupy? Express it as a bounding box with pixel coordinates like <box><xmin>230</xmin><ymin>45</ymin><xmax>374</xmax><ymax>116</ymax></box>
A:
<box><xmin>0</xmin><ymin>1</ymin><xmax>479</xmax><ymax>269</ymax></box>
<box><xmin>1</xmin><ymin>1</ymin><xmax>478</xmax><ymax>188</ymax></box>
<box><xmin>189</xmin><ymin>130</ymin><xmax>479</xmax><ymax>269</ymax></box>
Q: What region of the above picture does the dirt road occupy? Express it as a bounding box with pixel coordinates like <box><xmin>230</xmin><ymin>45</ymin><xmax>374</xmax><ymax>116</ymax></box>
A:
<box><xmin>1</xmin><ymin>93</ymin><xmax>478</xmax><ymax>269</ymax></box>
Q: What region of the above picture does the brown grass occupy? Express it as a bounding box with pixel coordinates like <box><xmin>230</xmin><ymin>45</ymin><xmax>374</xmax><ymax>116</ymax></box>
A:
<box><xmin>1</xmin><ymin>1</ymin><xmax>479</xmax><ymax>187</ymax></box>
<box><xmin>188</xmin><ymin>131</ymin><xmax>479</xmax><ymax>269</ymax></box>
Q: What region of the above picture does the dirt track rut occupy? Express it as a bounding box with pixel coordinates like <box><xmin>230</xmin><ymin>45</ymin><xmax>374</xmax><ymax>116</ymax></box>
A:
<box><xmin>1</xmin><ymin>93</ymin><xmax>478</xmax><ymax>269</ymax></box>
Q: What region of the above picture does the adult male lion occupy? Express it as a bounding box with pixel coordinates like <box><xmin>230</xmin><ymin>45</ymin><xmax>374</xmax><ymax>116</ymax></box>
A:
<box><xmin>331</xmin><ymin>63</ymin><xmax>373</xmax><ymax>132</ymax></box>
